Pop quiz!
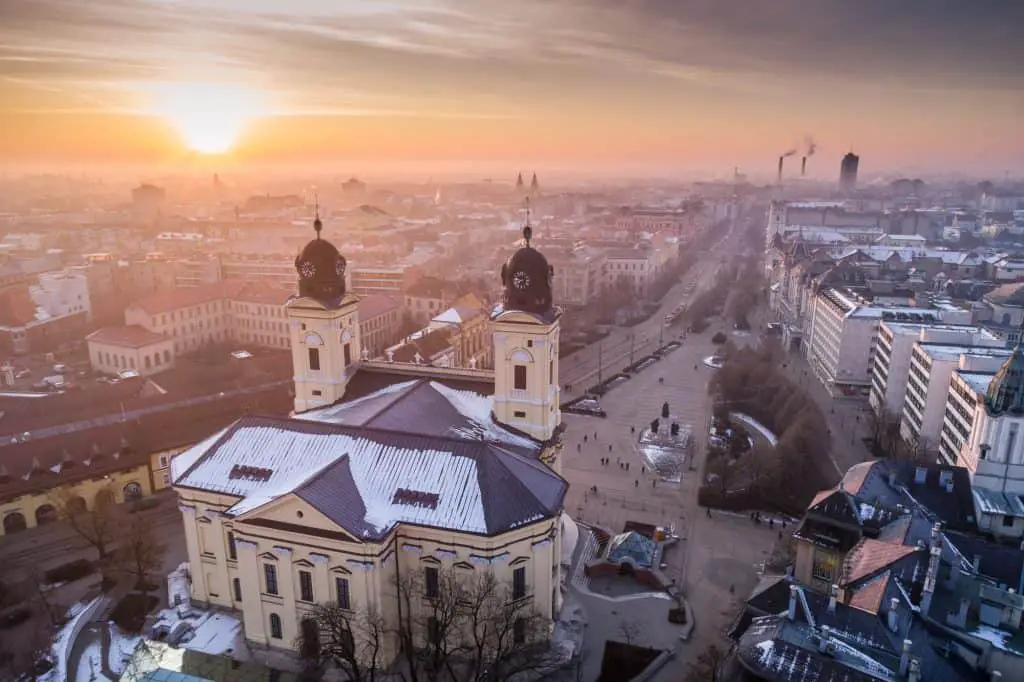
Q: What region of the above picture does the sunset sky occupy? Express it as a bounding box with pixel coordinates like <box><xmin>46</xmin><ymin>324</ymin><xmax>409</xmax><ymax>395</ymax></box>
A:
<box><xmin>1</xmin><ymin>0</ymin><xmax>1022</xmax><ymax>176</ymax></box>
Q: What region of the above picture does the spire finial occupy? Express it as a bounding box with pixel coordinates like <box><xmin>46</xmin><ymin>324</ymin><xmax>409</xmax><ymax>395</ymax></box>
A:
<box><xmin>313</xmin><ymin>194</ymin><xmax>322</xmax><ymax>239</ymax></box>
<box><xmin>522</xmin><ymin>197</ymin><xmax>532</xmax><ymax>247</ymax></box>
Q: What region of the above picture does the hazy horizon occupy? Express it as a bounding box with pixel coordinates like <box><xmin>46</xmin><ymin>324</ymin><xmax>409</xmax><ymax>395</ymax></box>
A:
<box><xmin>2</xmin><ymin>0</ymin><xmax>1022</xmax><ymax>177</ymax></box>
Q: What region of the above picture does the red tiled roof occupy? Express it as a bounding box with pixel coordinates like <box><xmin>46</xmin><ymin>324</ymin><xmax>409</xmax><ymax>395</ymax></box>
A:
<box><xmin>128</xmin><ymin>283</ymin><xmax>230</xmax><ymax>315</ymax></box>
<box><xmin>87</xmin><ymin>325</ymin><xmax>169</xmax><ymax>348</ymax></box>
<box><xmin>359</xmin><ymin>294</ymin><xmax>401</xmax><ymax>321</ymax></box>
<box><xmin>847</xmin><ymin>572</ymin><xmax>890</xmax><ymax>615</ymax></box>
<box><xmin>810</xmin><ymin>488</ymin><xmax>837</xmax><ymax>508</ymax></box>
<box><xmin>841</xmin><ymin>461</ymin><xmax>876</xmax><ymax>496</ymax></box>
<box><xmin>877</xmin><ymin>516</ymin><xmax>912</xmax><ymax>545</ymax></box>
<box><xmin>841</xmin><ymin>539</ymin><xmax>918</xmax><ymax>586</ymax></box>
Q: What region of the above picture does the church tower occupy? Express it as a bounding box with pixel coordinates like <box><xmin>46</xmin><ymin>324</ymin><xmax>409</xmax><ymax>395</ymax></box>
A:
<box><xmin>491</xmin><ymin>212</ymin><xmax>561</xmax><ymax>441</ymax></box>
<box><xmin>286</xmin><ymin>205</ymin><xmax>362</xmax><ymax>413</ymax></box>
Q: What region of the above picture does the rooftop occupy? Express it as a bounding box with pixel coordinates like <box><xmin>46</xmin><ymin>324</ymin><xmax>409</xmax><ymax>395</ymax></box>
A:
<box><xmin>358</xmin><ymin>294</ymin><xmax>401</xmax><ymax>320</ymax></box>
<box><xmin>174</xmin><ymin>379</ymin><xmax>565</xmax><ymax>539</ymax></box>
<box><xmin>86</xmin><ymin>325</ymin><xmax>169</xmax><ymax>348</ymax></box>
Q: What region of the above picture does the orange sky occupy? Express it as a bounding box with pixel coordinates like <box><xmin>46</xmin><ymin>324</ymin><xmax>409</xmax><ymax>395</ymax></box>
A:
<box><xmin>1</xmin><ymin>0</ymin><xmax>1022</xmax><ymax>176</ymax></box>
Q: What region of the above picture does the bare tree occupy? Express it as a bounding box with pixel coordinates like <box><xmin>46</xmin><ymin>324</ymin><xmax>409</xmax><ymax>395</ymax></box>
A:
<box><xmin>302</xmin><ymin>604</ymin><xmax>386</xmax><ymax>682</ymax></box>
<box><xmin>112</xmin><ymin>516</ymin><xmax>167</xmax><ymax>595</ymax></box>
<box><xmin>51</xmin><ymin>484</ymin><xmax>117</xmax><ymax>571</ymax></box>
<box><xmin>683</xmin><ymin>643</ymin><xmax>727</xmax><ymax>682</ymax></box>
<box><xmin>30</xmin><ymin>572</ymin><xmax>62</xmax><ymax>626</ymax></box>
<box><xmin>394</xmin><ymin>567</ymin><xmax>560</xmax><ymax>682</ymax></box>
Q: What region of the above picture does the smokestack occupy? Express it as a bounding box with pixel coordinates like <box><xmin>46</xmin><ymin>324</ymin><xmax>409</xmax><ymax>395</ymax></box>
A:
<box><xmin>801</xmin><ymin>156</ymin><xmax>807</xmax><ymax>176</ymax></box>
<box><xmin>777</xmin><ymin>156</ymin><xmax>784</xmax><ymax>183</ymax></box>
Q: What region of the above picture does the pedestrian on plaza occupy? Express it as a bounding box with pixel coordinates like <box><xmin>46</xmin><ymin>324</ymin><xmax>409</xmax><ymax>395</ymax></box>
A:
<box><xmin>594</xmin><ymin>431</ymin><xmax>598</xmax><ymax>440</ymax></box>
<box><xmin>706</xmin><ymin>507</ymin><xmax>712</xmax><ymax>518</ymax></box>
<box><xmin>641</xmin><ymin>466</ymin><xmax>645</xmax><ymax>474</ymax></box>
<box><xmin>631</xmin><ymin>426</ymin><xmax>635</xmax><ymax>434</ymax></box>
<box><xmin>652</xmin><ymin>479</ymin><xmax>656</xmax><ymax>488</ymax></box>
<box><xmin>608</xmin><ymin>444</ymin><xmax>612</xmax><ymax>452</ymax></box>
<box><xmin>577</xmin><ymin>443</ymin><xmax>581</xmax><ymax>452</ymax></box>
<box><xmin>769</xmin><ymin>519</ymin><xmax>774</xmax><ymax>529</ymax></box>
<box><xmin>635</xmin><ymin>479</ymin><xmax>639</xmax><ymax>487</ymax></box>
<box><xmin>626</xmin><ymin>462</ymin><xmax>630</xmax><ymax>471</ymax></box>
<box><xmin>584</xmin><ymin>435</ymin><xmax>588</xmax><ymax>443</ymax></box>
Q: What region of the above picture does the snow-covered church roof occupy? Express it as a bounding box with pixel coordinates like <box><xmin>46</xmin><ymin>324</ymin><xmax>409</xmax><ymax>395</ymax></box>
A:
<box><xmin>172</xmin><ymin>379</ymin><xmax>566</xmax><ymax>539</ymax></box>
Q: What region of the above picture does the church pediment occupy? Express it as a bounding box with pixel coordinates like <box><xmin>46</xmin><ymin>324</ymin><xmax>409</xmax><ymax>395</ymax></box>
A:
<box><xmin>234</xmin><ymin>493</ymin><xmax>362</xmax><ymax>545</ymax></box>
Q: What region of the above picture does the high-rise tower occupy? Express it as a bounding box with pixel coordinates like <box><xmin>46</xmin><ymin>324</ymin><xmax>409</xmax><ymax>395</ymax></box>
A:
<box><xmin>839</xmin><ymin>153</ymin><xmax>860</xmax><ymax>193</ymax></box>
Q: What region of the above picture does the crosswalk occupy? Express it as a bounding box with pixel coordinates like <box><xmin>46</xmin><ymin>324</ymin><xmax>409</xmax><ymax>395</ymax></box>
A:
<box><xmin>571</xmin><ymin>526</ymin><xmax>600</xmax><ymax>590</ymax></box>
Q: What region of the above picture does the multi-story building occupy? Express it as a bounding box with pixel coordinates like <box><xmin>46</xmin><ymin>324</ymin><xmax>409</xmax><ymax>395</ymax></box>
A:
<box><xmin>349</xmin><ymin>264</ymin><xmax>411</xmax><ymax>297</ymax></box>
<box><xmin>229</xmin><ymin>285</ymin><xmax>291</xmax><ymax>351</ymax></box>
<box><xmin>404</xmin><ymin>277</ymin><xmax>454</xmax><ymax>324</ymax></box>
<box><xmin>941</xmin><ymin>344</ymin><xmax>1024</xmax><ymax>497</ymax></box>
<box><xmin>870</xmin><ymin>322</ymin><xmax>1003</xmax><ymax>418</ymax></box>
<box><xmin>804</xmin><ymin>287</ymin><xmax>969</xmax><ymax>395</ymax></box>
<box><xmin>615</xmin><ymin>208</ymin><xmax>688</xmax><ymax>235</ymax></box>
<box><xmin>125</xmin><ymin>285</ymin><xmax>234</xmax><ymax>355</ymax></box>
<box><xmin>0</xmin><ymin>279</ymin><xmax>89</xmax><ymax>356</ymax></box>
<box><xmin>171</xmin><ymin>218</ymin><xmax>566</xmax><ymax>665</ymax></box>
<box><xmin>545</xmin><ymin>247</ymin><xmax>606</xmax><ymax>307</ymax></box>
<box><xmin>30</xmin><ymin>269</ymin><xmax>91</xmax><ymax>322</ymax></box>
<box><xmin>605</xmin><ymin>248</ymin><xmax>656</xmax><ymax>298</ymax></box>
<box><xmin>357</xmin><ymin>294</ymin><xmax>402</xmax><ymax>360</ymax></box>
<box><xmin>899</xmin><ymin>343</ymin><xmax>1009</xmax><ymax>452</ymax></box>
<box><xmin>425</xmin><ymin>293</ymin><xmax>492</xmax><ymax>368</ymax></box>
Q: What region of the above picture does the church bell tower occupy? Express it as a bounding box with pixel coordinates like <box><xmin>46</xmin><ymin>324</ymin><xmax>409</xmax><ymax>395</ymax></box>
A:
<box><xmin>491</xmin><ymin>212</ymin><xmax>561</xmax><ymax>441</ymax></box>
<box><xmin>286</xmin><ymin>204</ymin><xmax>362</xmax><ymax>413</ymax></box>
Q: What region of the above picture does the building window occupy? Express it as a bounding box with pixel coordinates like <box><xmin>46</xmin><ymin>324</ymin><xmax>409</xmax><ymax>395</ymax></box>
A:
<box><xmin>514</xmin><ymin>410</ymin><xmax>526</xmax><ymax>418</ymax></box>
<box><xmin>336</xmin><ymin>577</ymin><xmax>350</xmax><ymax>610</ymax></box>
<box><xmin>312</xmin><ymin>390</ymin><xmax>322</xmax><ymax>397</ymax></box>
<box><xmin>513</xmin><ymin>567</ymin><xmax>526</xmax><ymax>600</ymax></box>
<box><xmin>811</xmin><ymin>552</ymin><xmax>838</xmax><ymax>583</ymax></box>
<box><xmin>308</xmin><ymin>347</ymin><xmax>320</xmax><ymax>371</ymax></box>
<box><xmin>1003</xmin><ymin>515</ymin><xmax>1015</xmax><ymax>528</ymax></box>
<box><xmin>344</xmin><ymin>343</ymin><xmax>352</xmax><ymax>366</ymax></box>
<box><xmin>427</xmin><ymin>616</ymin><xmax>440</xmax><ymax>644</ymax></box>
<box><xmin>513</xmin><ymin>617</ymin><xmax>526</xmax><ymax>645</ymax></box>
<box><xmin>425</xmin><ymin>566</ymin><xmax>439</xmax><ymax>599</ymax></box>
<box><xmin>549</xmin><ymin>360</ymin><xmax>553</xmax><ymax>385</ymax></box>
<box><xmin>233</xmin><ymin>578</ymin><xmax>242</xmax><ymax>602</ymax></box>
<box><xmin>264</xmin><ymin>564</ymin><xmax>279</xmax><ymax>595</ymax></box>
<box><xmin>164</xmin><ymin>350</ymin><xmax>171</xmax><ymax>363</ymax></box>
<box><xmin>227</xmin><ymin>532</ymin><xmax>237</xmax><ymax>560</ymax></box>
<box><xmin>299</xmin><ymin>570</ymin><xmax>314</xmax><ymax>602</ymax></box>
<box><xmin>269</xmin><ymin>613</ymin><xmax>283</xmax><ymax>640</ymax></box>
<box><xmin>514</xmin><ymin>365</ymin><xmax>527</xmax><ymax>390</ymax></box>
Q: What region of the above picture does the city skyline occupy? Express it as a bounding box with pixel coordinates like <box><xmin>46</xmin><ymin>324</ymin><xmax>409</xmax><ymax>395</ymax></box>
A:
<box><xmin>1</xmin><ymin>0</ymin><xmax>1022</xmax><ymax>176</ymax></box>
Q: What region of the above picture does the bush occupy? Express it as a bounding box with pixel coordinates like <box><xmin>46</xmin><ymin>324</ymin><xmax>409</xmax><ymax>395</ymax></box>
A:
<box><xmin>44</xmin><ymin>559</ymin><xmax>94</xmax><ymax>585</ymax></box>
<box><xmin>110</xmin><ymin>593</ymin><xmax>158</xmax><ymax>634</ymax></box>
<box><xmin>711</xmin><ymin>332</ymin><xmax>727</xmax><ymax>344</ymax></box>
<box><xmin>0</xmin><ymin>607</ymin><xmax>32</xmax><ymax>630</ymax></box>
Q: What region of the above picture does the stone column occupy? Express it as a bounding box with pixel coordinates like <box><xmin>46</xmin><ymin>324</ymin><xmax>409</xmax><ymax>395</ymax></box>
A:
<box><xmin>178</xmin><ymin>504</ymin><xmax>207</xmax><ymax>602</ymax></box>
<box><xmin>273</xmin><ymin>545</ymin><xmax>297</xmax><ymax>646</ymax></box>
<box><xmin>235</xmin><ymin>537</ymin><xmax>266</xmax><ymax>645</ymax></box>
<box><xmin>310</xmin><ymin>552</ymin><xmax>331</xmax><ymax>606</ymax></box>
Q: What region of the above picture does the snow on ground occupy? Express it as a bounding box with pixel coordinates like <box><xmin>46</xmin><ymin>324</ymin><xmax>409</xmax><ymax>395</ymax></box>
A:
<box><xmin>151</xmin><ymin>601</ymin><xmax>250</xmax><ymax>660</ymax></box>
<box><xmin>75</xmin><ymin>639</ymin><xmax>112</xmax><ymax>682</ymax></box>
<box><xmin>167</xmin><ymin>562</ymin><xmax>190</xmax><ymax>606</ymax></box>
<box><xmin>40</xmin><ymin>597</ymin><xmax>102</xmax><ymax>682</ymax></box>
<box><xmin>107</xmin><ymin>623</ymin><xmax>142</xmax><ymax>676</ymax></box>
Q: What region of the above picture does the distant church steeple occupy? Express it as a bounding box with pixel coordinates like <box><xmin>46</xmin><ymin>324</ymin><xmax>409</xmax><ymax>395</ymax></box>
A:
<box><xmin>516</xmin><ymin>172</ymin><xmax>525</xmax><ymax>191</ymax></box>
<box><xmin>530</xmin><ymin>172</ymin><xmax>539</xmax><ymax>193</ymax></box>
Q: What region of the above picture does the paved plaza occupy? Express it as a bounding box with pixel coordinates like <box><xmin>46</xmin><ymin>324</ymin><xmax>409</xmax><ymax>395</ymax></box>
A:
<box><xmin>560</xmin><ymin>323</ymin><xmax>782</xmax><ymax>680</ymax></box>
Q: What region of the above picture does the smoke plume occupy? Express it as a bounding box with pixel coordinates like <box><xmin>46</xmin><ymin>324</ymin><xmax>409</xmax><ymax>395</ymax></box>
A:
<box><xmin>804</xmin><ymin>136</ymin><xmax>817</xmax><ymax>157</ymax></box>
<box><xmin>782</xmin><ymin>149</ymin><xmax>797</xmax><ymax>157</ymax></box>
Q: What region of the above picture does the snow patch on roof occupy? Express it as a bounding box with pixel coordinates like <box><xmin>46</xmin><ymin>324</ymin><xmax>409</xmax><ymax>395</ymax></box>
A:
<box><xmin>430</xmin><ymin>381</ymin><xmax>535</xmax><ymax>447</ymax></box>
<box><xmin>297</xmin><ymin>379</ymin><xmax>417</xmax><ymax>425</ymax></box>
<box><xmin>170</xmin><ymin>426</ymin><xmax>231</xmax><ymax>483</ymax></box>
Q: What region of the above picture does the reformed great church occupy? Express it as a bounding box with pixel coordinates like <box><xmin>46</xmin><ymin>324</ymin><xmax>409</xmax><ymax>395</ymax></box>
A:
<box><xmin>171</xmin><ymin>212</ymin><xmax>569</xmax><ymax>658</ymax></box>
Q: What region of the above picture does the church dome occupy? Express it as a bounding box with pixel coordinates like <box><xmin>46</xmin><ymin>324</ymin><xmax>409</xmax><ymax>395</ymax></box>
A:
<box><xmin>295</xmin><ymin>213</ymin><xmax>347</xmax><ymax>303</ymax></box>
<box><xmin>500</xmin><ymin>225</ymin><xmax>553</xmax><ymax>315</ymax></box>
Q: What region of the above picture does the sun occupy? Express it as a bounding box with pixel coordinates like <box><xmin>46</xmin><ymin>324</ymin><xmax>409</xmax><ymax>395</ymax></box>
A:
<box><xmin>144</xmin><ymin>82</ymin><xmax>267</xmax><ymax>155</ymax></box>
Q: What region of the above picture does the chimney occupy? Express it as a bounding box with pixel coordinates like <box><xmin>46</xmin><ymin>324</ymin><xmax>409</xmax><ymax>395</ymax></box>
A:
<box><xmin>899</xmin><ymin>639</ymin><xmax>912</xmax><ymax>677</ymax></box>
<box><xmin>887</xmin><ymin>598</ymin><xmax>900</xmax><ymax>633</ymax></box>
<box><xmin>828</xmin><ymin>584</ymin><xmax>838</xmax><ymax>613</ymax></box>
<box><xmin>818</xmin><ymin>625</ymin><xmax>831</xmax><ymax>653</ymax></box>
<box><xmin>778</xmin><ymin>156</ymin><xmax>784</xmax><ymax>183</ymax></box>
<box><xmin>788</xmin><ymin>585</ymin><xmax>799</xmax><ymax>621</ymax></box>
<box><xmin>801</xmin><ymin>156</ymin><xmax>807</xmax><ymax>176</ymax></box>
<box><xmin>908</xmin><ymin>659</ymin><xmax>921</xmax><ymax>682</ymax></box>
<box><xmin>888</xmin><ymin>470</ymin><xmax>898</xmax><ymax>487</ymax></box>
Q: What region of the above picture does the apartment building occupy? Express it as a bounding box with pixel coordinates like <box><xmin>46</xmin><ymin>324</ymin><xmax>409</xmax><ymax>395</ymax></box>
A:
<box><xmin>545</xmin><ymin>247</ymin><xmax>606</xmax><ymax>307</ymax></box>
<box><xmin>349</xmin><ymin>264</ymin><xmax>409</xmax><ymax>297</ymax></box>
<box><xmin>899</xmin><ymin>343</ymin><xmax>1010</xmax><ymax>451</ymax></box>
<box><xmin>404</xmin><ymin>277</ymin><xmax>454</xmax><ymax>324</ymax></box>
<box><xmin>30</xmin><ymin>269</ymin><xmax>91</xmax><ymax>321</ymax></box>
<box><xmin>125</xmin><ymin>284</ymin><xmax>234</xmax><ymax>355</ymax></box>
<box><xmin>870</xmin><ymin>322</ymin><xmax>1003</xmax><ymax>417</ymax></box>
<box><xmin>424</xmin><ymin>293</ymin><xmax>492</xmax><ymax>369</ymax></box>
<box><xmin>804</xmin><ymin>287</ymin><xmax>966</xmax><ymax>395</ymax></box>
<box><xmin>605</xmin><ymin>248</ymin><xmax>657</xmax><ymax>297</ymax></box>
<box><xmin>615</xmin><ymin>208</ymin><xmax>688</xmax><ymax>235</ymax></box>
<box><xmin>230</xmin><ymin>286</ymin><xmax>290</xmax><ymax>350</ymax></box>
